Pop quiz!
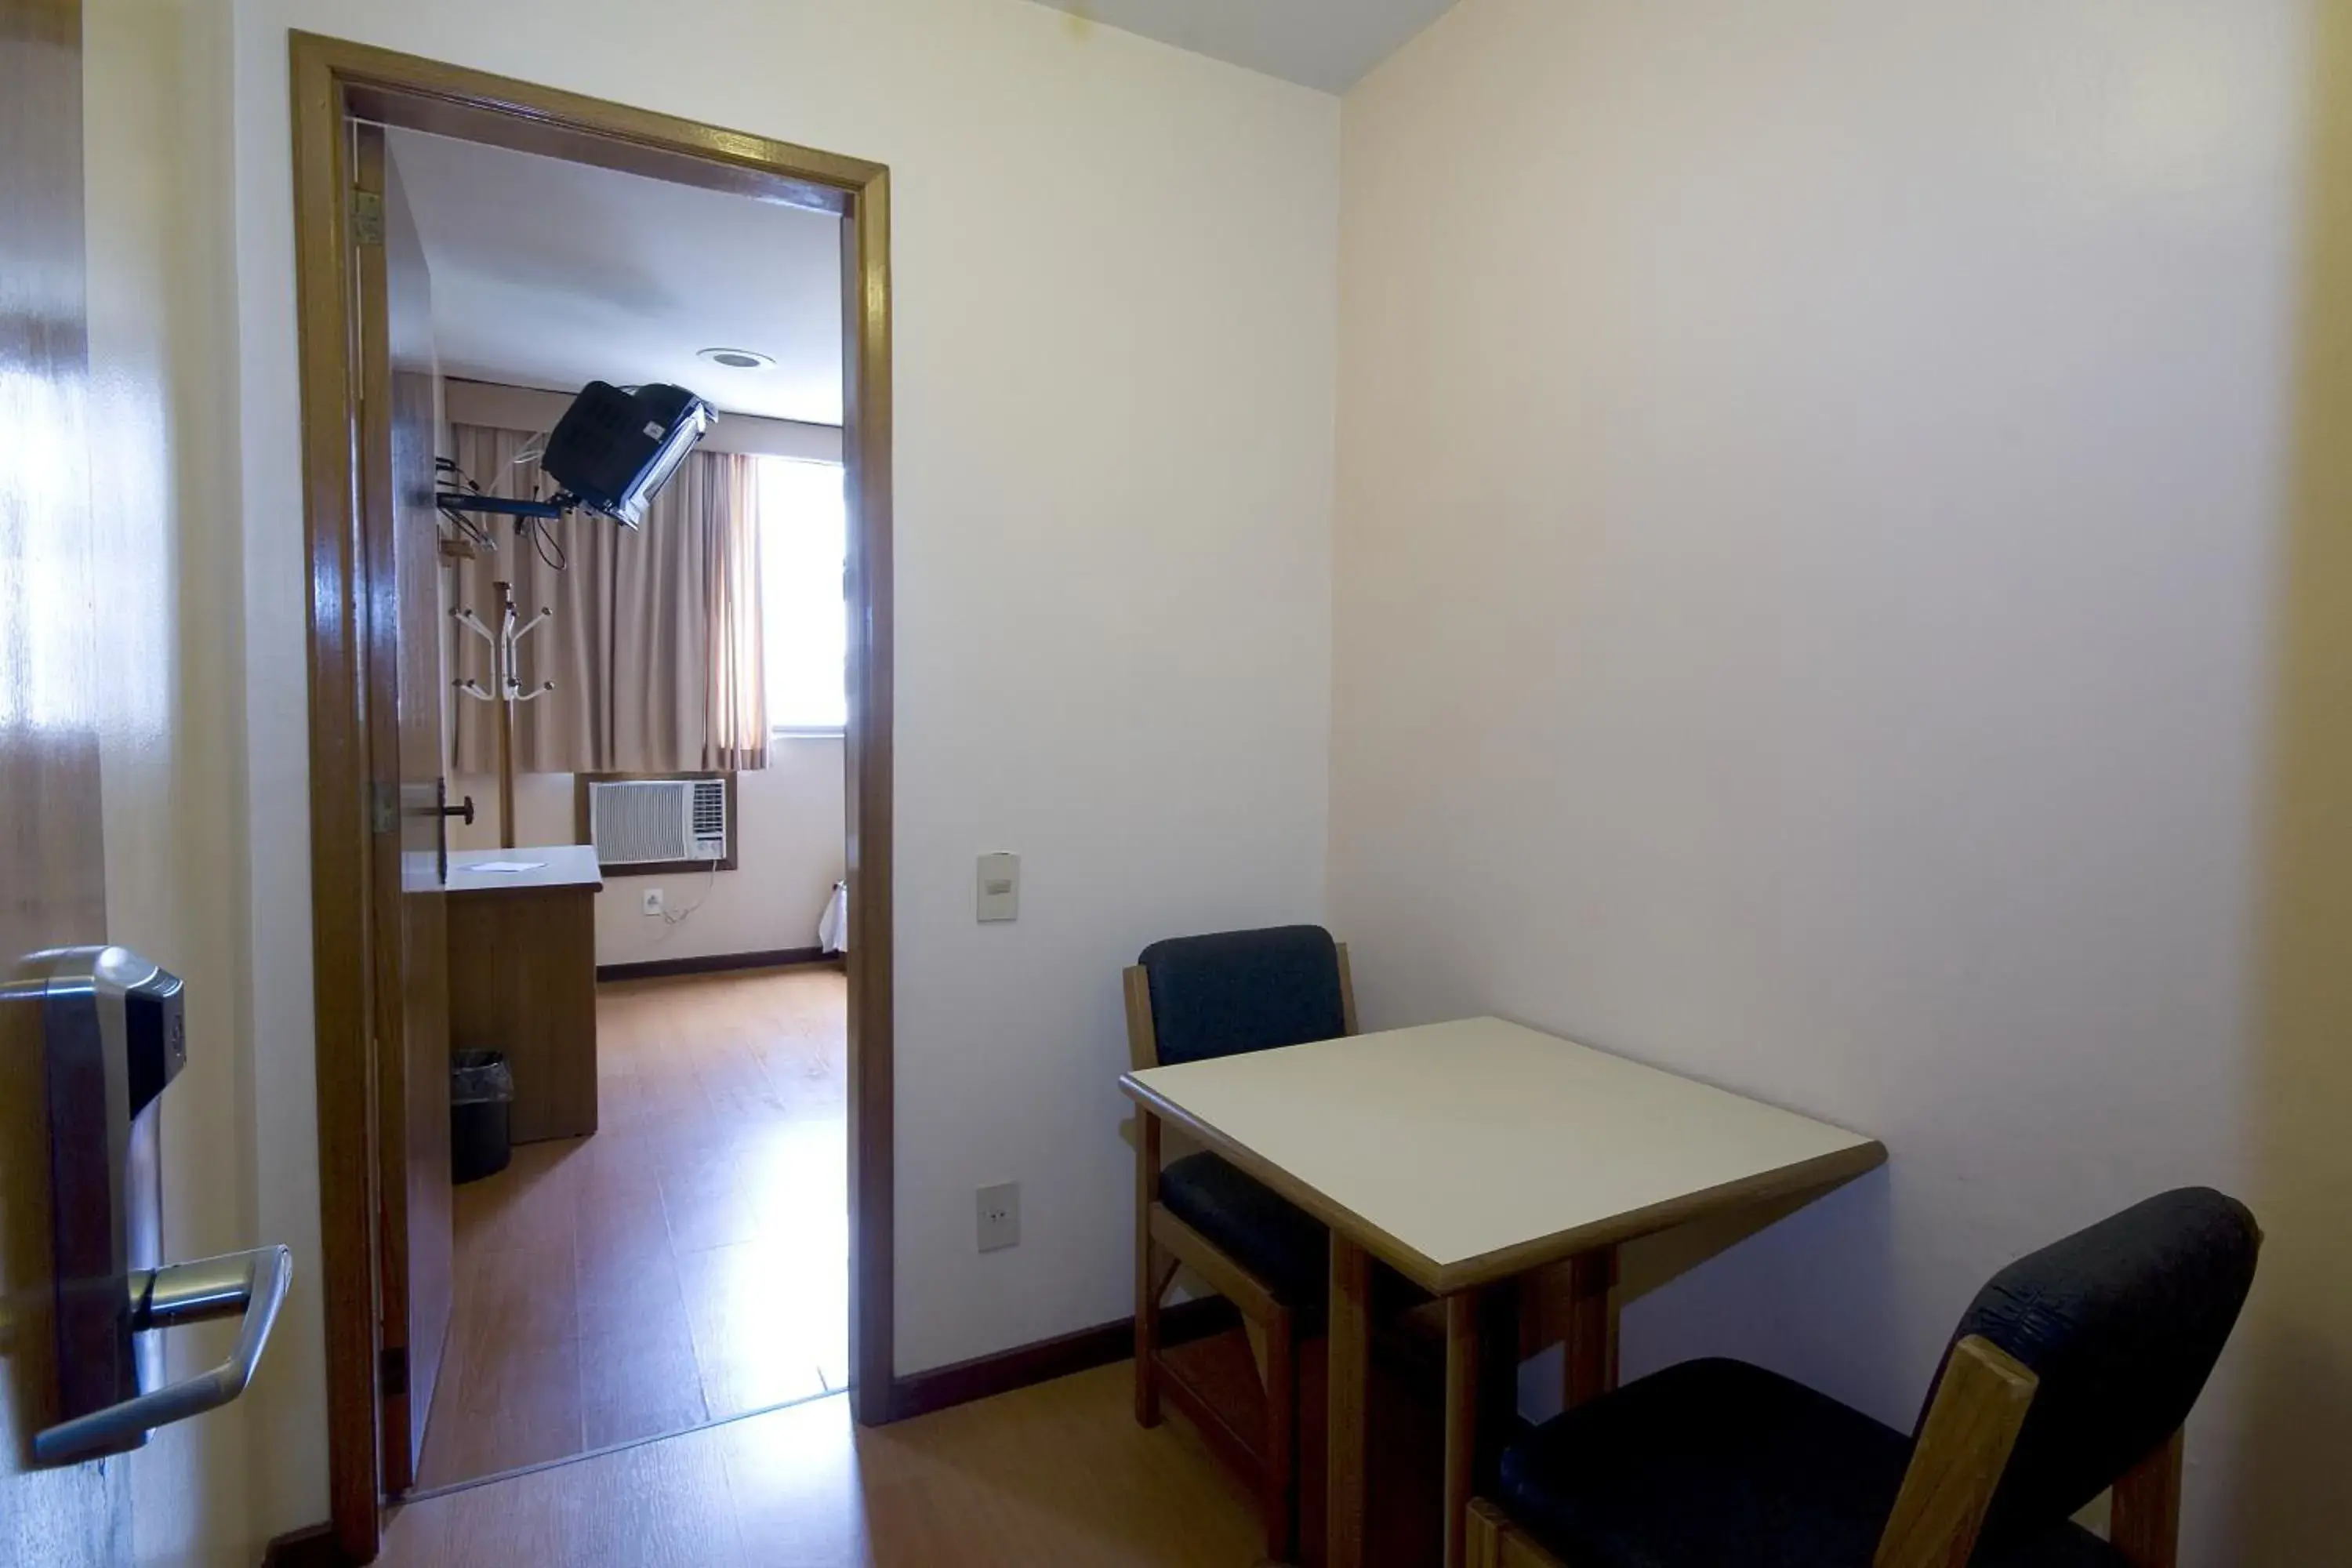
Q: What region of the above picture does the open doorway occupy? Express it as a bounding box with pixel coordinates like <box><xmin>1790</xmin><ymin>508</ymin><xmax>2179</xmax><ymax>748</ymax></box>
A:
<box><xmin>377</xmin><ymin>125</ymin><xmax>856</xmax><ymax>1490</ymax></box>
<box><xmin>290</xmin><ymin>35</ymin><xmax>892</xmax><ymax>1561</ymax></box>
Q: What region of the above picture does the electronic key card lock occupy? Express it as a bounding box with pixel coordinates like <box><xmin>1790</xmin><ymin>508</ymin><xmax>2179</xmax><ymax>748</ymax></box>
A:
<box><xmin>25</xmin><ymin>947</ymin><xmax>290</xmax><ymax>1466</ymax></box>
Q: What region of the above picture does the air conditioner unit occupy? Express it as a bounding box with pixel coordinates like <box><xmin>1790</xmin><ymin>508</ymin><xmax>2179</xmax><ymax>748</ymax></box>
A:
<box><xmin>589</xmin><ymin>777</ymin><xmax>728</xmax><ymax>866</ymax></box>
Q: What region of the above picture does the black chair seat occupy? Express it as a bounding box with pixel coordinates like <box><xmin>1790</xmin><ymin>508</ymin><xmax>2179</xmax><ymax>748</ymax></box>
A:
<box><xmin>1497</xmin><ymin>1358</ymin><xmax>2130</xmax><ymax>1568</ymax></box>
<box><xmin>1160</xmin><ymin>1152</ymin><xmax>1330</xmax><ymax>1307</ymax></box>
<box><xmin>1159</xmin><ymin>1152</ymin><xmax>1428</xmax><ymax>1325</ymax></box>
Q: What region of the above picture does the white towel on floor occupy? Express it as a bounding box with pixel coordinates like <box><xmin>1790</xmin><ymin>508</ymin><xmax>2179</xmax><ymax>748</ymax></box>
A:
<box><xmin>818</xmin><ymin>879</ymin><xmax>849</xmax><ymax>954</ymax></box>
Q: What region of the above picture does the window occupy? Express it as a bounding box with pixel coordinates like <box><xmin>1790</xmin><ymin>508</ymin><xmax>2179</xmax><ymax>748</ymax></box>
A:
<box><xmin>757</xmin><ymin>456</ymin><xmax>848</xmax><ymax>734</ymax></box>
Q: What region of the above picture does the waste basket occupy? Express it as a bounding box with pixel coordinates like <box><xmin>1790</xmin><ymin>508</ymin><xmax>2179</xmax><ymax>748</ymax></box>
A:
<box><xmin>451</xmin><ymin>1050</ymin><xmax>514</xmax><ymax>1184</ymax></box>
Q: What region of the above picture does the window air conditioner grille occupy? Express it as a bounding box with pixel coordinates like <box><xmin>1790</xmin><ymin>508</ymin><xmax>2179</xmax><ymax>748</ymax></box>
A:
<box><xmin>592</xmin><ymin>780</ymin><xmax>690</xmax><ymax>866</ymax></box>
<box><xmin>590</xmin><ymin>777</ymin><xmax>728</xmax><ymax>866</ymax></box>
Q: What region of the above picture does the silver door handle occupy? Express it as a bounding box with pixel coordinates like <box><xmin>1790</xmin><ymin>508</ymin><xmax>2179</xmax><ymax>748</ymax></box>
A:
<box><xmin>34</xmin><ymin>1243</ymin><xmax>292</xmax><ymax>1465</ymax></box>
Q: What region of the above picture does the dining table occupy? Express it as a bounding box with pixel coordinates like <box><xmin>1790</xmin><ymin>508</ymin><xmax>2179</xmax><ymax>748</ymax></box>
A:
<box><xmin>1120</xmin><ymin>1014</ymin><xmax>1887</xmax><ymax>1568</ymax></box>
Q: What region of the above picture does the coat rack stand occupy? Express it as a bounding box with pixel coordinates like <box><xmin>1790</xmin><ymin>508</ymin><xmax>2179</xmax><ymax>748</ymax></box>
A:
<box><xmin>452</xmin><ymin>579</ymin><xmax>554</xmax><ymax>849</ymax></box>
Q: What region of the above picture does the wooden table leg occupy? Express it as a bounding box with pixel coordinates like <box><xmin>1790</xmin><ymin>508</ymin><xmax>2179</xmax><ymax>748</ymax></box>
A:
<box><xmin>1564</xmin><ymin>1247</ymin><xmax>1619</xmax><ymax>1410</ymax></box>
<box><xmin>1443</xmin><ymin>1290</ymin><xmax>1481</xmax><ymax>1568</ymax></box>
<box><xmin>1326</xmin><ymin>1235</ymin><xmax>1372</xmax><ymax>1568</ymax></box>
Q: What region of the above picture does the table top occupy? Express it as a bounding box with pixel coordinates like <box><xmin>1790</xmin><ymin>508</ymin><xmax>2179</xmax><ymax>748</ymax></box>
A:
<box><xmin>446</xmin><ymin>844</ymin><xmax>604</xmax><ymax>895</ymax></box>
<box><xmin>1121</xmin><ymin>1015</ymin><xmax>1883</xmax><ymax>1294</ymax></box>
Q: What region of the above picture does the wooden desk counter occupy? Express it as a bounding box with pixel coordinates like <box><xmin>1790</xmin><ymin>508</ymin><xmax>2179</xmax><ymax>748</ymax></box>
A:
<box><xmin>446</xmin><ymin>845</ymin><xmax>602</xmax><ymax>1144</ymax></box>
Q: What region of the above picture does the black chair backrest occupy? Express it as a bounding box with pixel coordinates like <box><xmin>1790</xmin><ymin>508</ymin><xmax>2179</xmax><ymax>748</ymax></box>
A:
<box><xmin>1138</xmin><ymin>926</ymin><xmax>1347</xmax><ymax>1067</ymax></box>
<box><xmin>1936</xmin><ymin>1186</ymin><xmax>2259</xmax><ymax>1547</ymax></box>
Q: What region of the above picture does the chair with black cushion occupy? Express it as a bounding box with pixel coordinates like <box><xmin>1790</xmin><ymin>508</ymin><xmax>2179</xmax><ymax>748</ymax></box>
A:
<box><xmin>1468</xmin><ymin>1187</ymin><xmax>2259</xmax><ymax>1568</ymax></box>
<box><xmin>1126</xmin><ymin>924</ymin><xmax>1358</xmax><ymax>1563</ymax></box>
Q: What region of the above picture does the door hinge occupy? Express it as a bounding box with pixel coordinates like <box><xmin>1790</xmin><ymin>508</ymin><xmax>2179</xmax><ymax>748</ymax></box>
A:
<box><xmin>371</xmin><ymin>781</ymin><xmax>397</xmax><ymax>836</ymax></box>
<box><xmin>379</xmin><ymin>1346</ymin><xmax>408</xmax><ymax>1400</ymax></box>
<box><xmin>351</xmin><ymin>188</ymin><xmax>385</xmax><ymax>247</ymax></box>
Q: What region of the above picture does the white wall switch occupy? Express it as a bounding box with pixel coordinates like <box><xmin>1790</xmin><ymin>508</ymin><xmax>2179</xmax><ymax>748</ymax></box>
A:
<box><xmin>976</xmin><ymin>1181</ymin><xmax>1020</xmax><ymax>1251</ymax></box>
<box><xmin>976</xmin><ymin>853</ymin><xmax>1020</xmax><ymax>923</ymax></box>
<box><xmin>642</xmin><ymin>888</ymin><xmax>665</xmax><ymax>916</ymax></box>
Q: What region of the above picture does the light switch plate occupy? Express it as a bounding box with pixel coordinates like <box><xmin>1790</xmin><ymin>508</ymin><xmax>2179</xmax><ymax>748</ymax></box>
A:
<box><xmin>977</xmin><ymin>1181</ymin><xmax>1019</xmax><ymax>1252</ymax></box>
<box><xmin>976</xmin><ymin>853</ymin><xmax>1019</xmax><ymax>923</ymax></box>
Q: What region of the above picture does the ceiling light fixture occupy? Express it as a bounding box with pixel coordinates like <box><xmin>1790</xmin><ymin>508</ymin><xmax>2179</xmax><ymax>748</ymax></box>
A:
<box><xmin>697</xmin><ymin>347</ymin><xmax>775</xmax><ymax>371</ymax></box>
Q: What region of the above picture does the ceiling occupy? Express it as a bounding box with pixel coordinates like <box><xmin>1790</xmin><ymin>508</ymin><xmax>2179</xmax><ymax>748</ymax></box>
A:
<box><xmin>386</xmin><ymin>127</ymin><xmax>844</xmax><ymax>425</ymax></box>
<box><xmin>1027</xmin><ymin>0</ymin><xmax>1457</xmax><ymax>93</ymax></box>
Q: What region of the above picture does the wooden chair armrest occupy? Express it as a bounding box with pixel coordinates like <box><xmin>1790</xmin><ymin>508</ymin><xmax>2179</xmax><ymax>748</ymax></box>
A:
<box><xmin>1150</xmin><ymin>1203</ymin><xmax>1285</xmax><ymax>1326</ymax></box>
<box><xmin>1875</xmin><ymin>1335</ymin><xmax>2038</xmax><ymax>1568</ymax></box>
<box><xmin>1467</xmin><ymin>1499</ymin><xmax>1571</xmax><ymax>1568</ymax></box>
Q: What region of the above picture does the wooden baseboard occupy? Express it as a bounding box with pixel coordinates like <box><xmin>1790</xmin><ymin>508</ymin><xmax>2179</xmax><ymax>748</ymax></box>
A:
<box><xmin>260</xmin><ymin>1523</ymin><xmax>347</xmax><ymax>1568</ymax></box>
<box><xmin>596</xmin><ymin>946</ymin><xmax>838</xmax><ymax>983</ymax></box>
<box><xmin>889</xmin><ymin>1297</ymin><xmax>1239</xmax><ymax>1422</ymax></box>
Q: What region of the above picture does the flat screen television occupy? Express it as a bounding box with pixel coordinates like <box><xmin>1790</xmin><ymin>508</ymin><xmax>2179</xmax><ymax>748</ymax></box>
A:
<box><xmin>542</xmin><ymin>381</ymin><xmax>717</xmax><ymax>528</ymax></box>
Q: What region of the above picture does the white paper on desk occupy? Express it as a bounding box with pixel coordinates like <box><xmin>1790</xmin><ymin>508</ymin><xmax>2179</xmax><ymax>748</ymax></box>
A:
<box><xmin>464</xmin><ymin>861</ymin><xmax>546</xmax><ymax>873</ymax></box>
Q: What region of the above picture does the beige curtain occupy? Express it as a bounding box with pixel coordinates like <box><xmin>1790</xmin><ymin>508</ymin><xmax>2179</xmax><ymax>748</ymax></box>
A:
<box><xmin>448</xmin><ymin>423</ymin><xmax>767</xmax><ymax>775</ymax></box>
<box><xmin>702</xmin><ymin>455</ymin><xmax>770</xmax><ymax>771</ymax></box>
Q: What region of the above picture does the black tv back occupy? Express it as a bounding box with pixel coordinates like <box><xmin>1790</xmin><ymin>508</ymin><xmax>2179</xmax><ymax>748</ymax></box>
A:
<box><xmin>543</xmin><ymin>381</ymin><xmax>715</xmax><ymax>528</ymax></box>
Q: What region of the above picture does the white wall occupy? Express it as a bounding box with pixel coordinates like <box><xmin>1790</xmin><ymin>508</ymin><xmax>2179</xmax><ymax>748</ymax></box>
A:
<box><xmin>84</xmin><ymin>0</ymin><xmax>260</xmax><ymax>1560</ymax></box>
<box><xmin>226</xmin><ymin>0</ymin><xmax>1338</xmax><ymax>1534</ymax></box>
<box><xmin>451</xmin><ymin>741</ymin><xmax>848</xmax><ymax>967</ymax></box>
<box><xmin>1332</xmin><ymin>2</ymin><xmax>2300</xmax><ymax>1560</ymax></box>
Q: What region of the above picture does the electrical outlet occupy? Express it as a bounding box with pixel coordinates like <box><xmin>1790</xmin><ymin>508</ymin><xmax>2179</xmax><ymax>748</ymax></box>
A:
<box><xmin>641</xmin><ymin>888</ymin><xmax>665</xmax><ymax>917</ymax></box>
<box><xmin>976</xmin><ymin>1182</ymin><xmax>1020</xmax><ymax>1252</ymax></box>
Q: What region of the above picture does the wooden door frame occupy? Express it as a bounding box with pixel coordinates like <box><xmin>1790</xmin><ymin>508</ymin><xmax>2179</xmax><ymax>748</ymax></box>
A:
<box><xmin>289</xmin><ymin>32</ymin><xmax>895</xmax><ymax>1561</ymax></box>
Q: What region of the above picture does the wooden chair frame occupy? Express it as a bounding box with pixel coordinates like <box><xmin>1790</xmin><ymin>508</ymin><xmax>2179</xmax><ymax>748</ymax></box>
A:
<box><xmin>1464</xmin><ymin>1334</ymin><xmax>2188</xmax><ymax>1568</ymax></box>
<box><xmin>1126</xmin><ymin>942</ymin><xmax>1357</xmax><ymax>1563</ymax></box>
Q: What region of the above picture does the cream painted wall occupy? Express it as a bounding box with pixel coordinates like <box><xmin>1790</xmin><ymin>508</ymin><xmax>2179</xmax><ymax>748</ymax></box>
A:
<box><xmin>226</xmin><ymin>0</ymin><xmax>1338</xmax><ymax>1536</ymax></box>
<box><xmin>1332</xmin><ymin>2</ymin><xmax>2302</xmax><ymax>1561</ymax></box>
<box><xmin>84</xmin><ymin>0</ymin><xmax>260</xmax><ymax>1561</ymax></box>
<box><xmin>450</xmin><ymin>741</ymin><xmax>848</xmax><ymax>967</ymax></box>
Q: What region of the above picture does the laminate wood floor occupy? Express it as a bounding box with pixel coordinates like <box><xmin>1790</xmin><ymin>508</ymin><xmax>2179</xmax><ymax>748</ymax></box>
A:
<box><xmin>385</xmin><ymin>1352</ymin><xmax>1451</xmax><ymax>1568</ymax></box>
<box><xmin>384</xmin><ymin>1363</ymin><xmax>1269</xmax><ymax>1567</ymax></box>
<box><xmin>416</xmin><ymin>967</ymin><xmax>850</xmax><ymax>1490</ymax></box>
